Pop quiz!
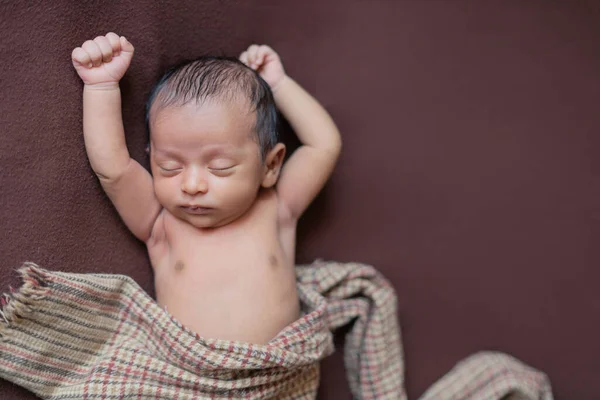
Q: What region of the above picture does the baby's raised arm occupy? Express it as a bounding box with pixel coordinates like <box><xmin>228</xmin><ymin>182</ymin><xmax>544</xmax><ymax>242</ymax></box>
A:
<box><xmin>240</xmin><ymin>45</ymin><xmax>342</xmax><ymax>222</ymax></box>
<box><xmin>72</xmin><ymin>33</ymin><xmax>161</xmax><ymax>242</ymax></box>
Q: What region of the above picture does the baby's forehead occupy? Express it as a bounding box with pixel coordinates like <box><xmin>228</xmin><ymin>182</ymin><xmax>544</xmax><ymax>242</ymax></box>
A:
<box><xmin>150</xmin><ymin>96</ymin><xmax>255</xmax><ymax>127</ymax></box>
<box><xmin>149</xmin><ymin>101</ymin><xmax>258</xmax><ymax>149</ymax></box>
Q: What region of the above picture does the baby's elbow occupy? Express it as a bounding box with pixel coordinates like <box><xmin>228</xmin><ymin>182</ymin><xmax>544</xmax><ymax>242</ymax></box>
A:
<box><xmin>328</xmin><ymin>125</ymin><xmax>342</xmax><ymax>151</ymax></box>
<box><xmin>333</xmin><ymin>134</ymin><xmax>342</xmax><ymax>154</ymax></box>
<box><xmin>325</xmin><ymin>134</ymin><xmax>342</xmax><ymax>160</ymax></box>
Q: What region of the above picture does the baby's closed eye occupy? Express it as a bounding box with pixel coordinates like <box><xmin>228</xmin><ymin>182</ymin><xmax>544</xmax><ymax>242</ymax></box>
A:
<box><xmin>158</xmin><ymin>162</ymin><xmax>183</xmax><ymax>173</ymax></box>
<box><xmin>160</xmin><ymin>166</ymin><xmax>180</xmax><ymax>171</ymax></box>
<box><xmin>208</xmin><ymin>160</ymin><xmax>236</xmax><ymax>171</ymax></box>
<box><xmin>209</xmin><ymin>165</ymin><xmax>236</xmax><ymax>177</ymax></box>
<box><xmin>209</xmin><ymin>165</ymin><xmax>235</xmax><ymax>171</ymax></box>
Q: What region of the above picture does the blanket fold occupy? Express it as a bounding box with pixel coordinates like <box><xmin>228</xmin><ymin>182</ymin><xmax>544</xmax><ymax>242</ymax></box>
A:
<box><xmin>0</xmin><ymin>261</ymin><xmax>552</xmax><ymax>399</ymax></box>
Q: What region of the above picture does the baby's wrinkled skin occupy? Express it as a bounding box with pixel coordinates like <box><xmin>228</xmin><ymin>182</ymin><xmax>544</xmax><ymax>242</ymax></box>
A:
<box><xmin>72</xmin><ymin>33</ymin><xmax>341</xmax><ymax>344</ymax></box>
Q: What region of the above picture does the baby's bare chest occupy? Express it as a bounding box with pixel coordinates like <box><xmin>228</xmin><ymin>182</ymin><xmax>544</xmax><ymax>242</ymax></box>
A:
<box><xmin>162</xmin><ymin>222</ymin><xmax>284</xmax><ymax>276</ymax></box>
<box><xmin>146</xmin><ymin>198</ymin><xmax>300</xmax><ymax>343</ymax></box>
<box><xmin>148</xmin><ymin>200</ymin><xmax>295</xmax><ymax>301</ymax></box>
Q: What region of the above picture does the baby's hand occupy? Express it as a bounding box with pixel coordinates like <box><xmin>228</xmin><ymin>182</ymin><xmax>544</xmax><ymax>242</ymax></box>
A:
<box><xmin>240</xmin><ymin>45</ymin><xmax>286</xmax><ymax>92</ymax></box>
<box><xmin>71</xmin><ymin>32</ymin><xmax>134</xmax><ymax>87</ymax></box>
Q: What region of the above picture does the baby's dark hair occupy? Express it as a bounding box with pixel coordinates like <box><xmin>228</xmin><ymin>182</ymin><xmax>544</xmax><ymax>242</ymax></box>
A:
<box><xmin>145</xmin><ymin>56</ymin><xmax>278</xmax><ymax>160</ymax></box>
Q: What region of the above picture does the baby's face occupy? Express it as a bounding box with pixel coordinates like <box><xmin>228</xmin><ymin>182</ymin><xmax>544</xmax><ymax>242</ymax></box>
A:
<box><xmin>149</xmin><ymin>100</ymin><xmax>265</xmax><ymax>228</ymax></box>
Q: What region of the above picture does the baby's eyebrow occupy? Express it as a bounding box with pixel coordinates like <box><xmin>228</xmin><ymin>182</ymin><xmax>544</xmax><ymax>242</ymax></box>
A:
<box><xmin>202</xmin><ymin>146</ymin><xmax>241</xmax><ymax>158</ymax></box>
<box><xmin>152</xmin><ymin>148</ymin><xmax>181</xmax><ymax>158</ymax></box>
<box><xmin>153</xmin><ymin>145</ymin><xmax>241</xmax><ymax>160</ymax></box>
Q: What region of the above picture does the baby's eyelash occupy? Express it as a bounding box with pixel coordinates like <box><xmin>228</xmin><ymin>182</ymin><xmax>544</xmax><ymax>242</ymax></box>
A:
<box><xmin>159</xmin><ymin>166</ymin><xmax>181</xmax><ymax>172</ymax></box>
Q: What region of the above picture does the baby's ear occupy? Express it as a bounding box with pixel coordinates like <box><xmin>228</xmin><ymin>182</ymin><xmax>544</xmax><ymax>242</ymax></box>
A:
<box><xmin>261</xmin><ymin>143</ymin><xmax>286</xmax><ymax>188</ymax></box>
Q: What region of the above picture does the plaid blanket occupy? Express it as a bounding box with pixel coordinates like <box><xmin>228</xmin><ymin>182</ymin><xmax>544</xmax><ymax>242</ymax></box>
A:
<box><xmin>0</xmin><ymin>261</ymin><xmax>552</xmax><ymax>399</ymax></box>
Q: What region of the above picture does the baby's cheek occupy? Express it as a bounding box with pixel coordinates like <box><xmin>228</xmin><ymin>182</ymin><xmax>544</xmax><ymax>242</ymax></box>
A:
<box><xmin>233</xmin><ymin>178</ymin><xmax>261</xmax><ymax>207</ymax></box>
<box><xmin>153</xmin><ymin>178</ymin><xmax>173</xmax><ymax>206</ymax></box>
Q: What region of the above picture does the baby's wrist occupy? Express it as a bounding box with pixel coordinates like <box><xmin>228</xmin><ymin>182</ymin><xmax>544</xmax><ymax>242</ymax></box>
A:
<box><xmin>271</xmin><ymin>75</ymin><xmax>289</xmax><ymax>94</ymax></box>
<box><xmin>84</xmin><ymin>82</ymin><xmax>120</xmax><ymax>91</ymax></box>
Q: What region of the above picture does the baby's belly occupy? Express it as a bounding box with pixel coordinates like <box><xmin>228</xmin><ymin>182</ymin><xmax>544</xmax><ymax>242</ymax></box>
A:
<box><xmin>153</xmin><ymin>259</ymin><xmax>300</xmax><ymax>344</ymax></box>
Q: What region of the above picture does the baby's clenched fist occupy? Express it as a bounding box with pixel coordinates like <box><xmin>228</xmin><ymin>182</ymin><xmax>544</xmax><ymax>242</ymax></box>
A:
<box><xmin>72</xmin><ymin>32</ymin><xmax>134</xmax><ymax>87</ymax></box>
<box><xmin>240</xmin><ymin>45</ymin><xmax>286</xmax><ymax>92</ymax></box>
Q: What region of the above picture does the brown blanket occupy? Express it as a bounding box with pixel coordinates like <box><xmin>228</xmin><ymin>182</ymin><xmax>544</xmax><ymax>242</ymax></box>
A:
<box><xmin>0</xmin><ymin>261</ymin><xmax>552</xmax><ymax>399</ymax></box>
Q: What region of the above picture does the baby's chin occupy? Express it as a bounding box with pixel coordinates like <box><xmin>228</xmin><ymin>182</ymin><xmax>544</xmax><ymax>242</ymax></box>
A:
<box><xmin>171</xmin><ymin>207</ymin><xmax>243</xmax><ymax>229</ymax></box>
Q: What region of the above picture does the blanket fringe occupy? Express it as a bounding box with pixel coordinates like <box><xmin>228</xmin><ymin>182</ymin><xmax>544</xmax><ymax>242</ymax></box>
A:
<box><xmin>0</xmin><ymin>262</ymin><xmax>49</xmax><ymax>340</ymax></box>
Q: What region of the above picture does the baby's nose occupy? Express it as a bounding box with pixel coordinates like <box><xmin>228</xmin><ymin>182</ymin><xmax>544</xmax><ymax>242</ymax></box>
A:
<box><xmin>181</xmin><ymin>168</ymin><xmax>208</xmax><ymax>194</ymax></box>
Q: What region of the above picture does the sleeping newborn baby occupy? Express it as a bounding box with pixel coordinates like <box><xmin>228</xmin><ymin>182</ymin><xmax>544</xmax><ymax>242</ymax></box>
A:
<box><xmin>71</xmin><ymin>33</ymin><xmax>341</xmax><ymax>344</ymax></box>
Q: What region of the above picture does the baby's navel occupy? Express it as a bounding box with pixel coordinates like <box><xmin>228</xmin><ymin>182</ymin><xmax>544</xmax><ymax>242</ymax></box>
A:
<box><xmin>174</xmin><ymin>261</ymin><xmax>184</xmax><ymax>272</ymax></box>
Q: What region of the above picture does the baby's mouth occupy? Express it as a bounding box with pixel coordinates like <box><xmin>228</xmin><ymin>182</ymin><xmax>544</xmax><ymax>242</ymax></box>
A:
<box><xmin>181</xmin><ymin>205</ymin><xmax>213</xmax><ymax>215</ymax></box>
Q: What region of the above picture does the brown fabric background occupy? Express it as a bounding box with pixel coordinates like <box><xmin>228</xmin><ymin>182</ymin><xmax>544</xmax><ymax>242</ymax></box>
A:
<box><xmin>1</xmin><ymin>1</ymin><xmax>598</xmax><ymax>399</ymax></box>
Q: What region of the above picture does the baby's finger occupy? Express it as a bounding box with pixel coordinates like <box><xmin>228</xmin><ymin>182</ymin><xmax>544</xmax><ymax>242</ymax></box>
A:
<box><xmin>94</xmin><ymin>36</ymin><xmax>113</xmax><ymax>63</ymax></box>
<box><xmin>81</xmin><ymin>40</ymin><xmax>103</xmax><ymax>67</ymax></box>
<box><xmin>71</xmin><ymin>47</ymin><xmax>92</xmax><ymax>68</ymax></box>
<box><xmin>119</xmin><ymin>36</ymin><xmax>134</xmax><ymax>53</ymax></box>
<box><xmin>247</xmin><ymin>44</ymin><xmax>260</xmax><ymax>67</ymax></box>
<box><xmin>105</xmin><ymin>32</ymin><xmax>121</xmax><ymax>56</ymax></box>
<box><xmin>261</xmin><ymin>45</ymin><xmax>277</xmax><ymax>58</ymax></box>
<box><xmin>239</xmin><ymin>51</ymin><xmax>249</xmax><ymax>66</ymax></box>
<box><xmin>255</xmin><ymin>45</ymin><xmax>272</xmax><ymax>66</ymax></box>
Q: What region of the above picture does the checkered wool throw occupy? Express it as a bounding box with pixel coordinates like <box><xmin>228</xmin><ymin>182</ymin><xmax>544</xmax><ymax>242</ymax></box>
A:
<box><xmin>0</xmin><ymin>261</ymin><xmax>552</xmax><ymax>399</ymax></box>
